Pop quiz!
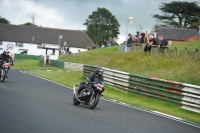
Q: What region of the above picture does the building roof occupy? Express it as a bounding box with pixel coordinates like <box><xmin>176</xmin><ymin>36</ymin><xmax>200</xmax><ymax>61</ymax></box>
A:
<box><xmin>157</xmin><ymin>27</ymin><xmax>198</xmax><ymax>41</ymax></box>
<box><xmin>0</xmin><ymin>23</ymin><xmax>93</xmax><ymax>48</ymax></box>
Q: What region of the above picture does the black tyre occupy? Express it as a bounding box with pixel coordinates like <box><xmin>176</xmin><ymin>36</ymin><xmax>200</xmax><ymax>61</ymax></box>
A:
<box><xmin>73</xmin><ymin>95</ymin><xmax>80</xmax><ymax>105</ymax></box>
<box><xmin>0</xmin><ymin>69</ymin><xmax>6</xmax><ymax>82</ymax></box>
<box><xmin>89</xmin><ymin>94</ymin><xmax>99</xmax><ymax>109</ymax></box>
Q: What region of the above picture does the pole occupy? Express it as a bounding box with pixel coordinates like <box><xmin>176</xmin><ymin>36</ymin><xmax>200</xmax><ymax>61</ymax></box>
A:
<box><xmin>126</xmin><ymin>21</ymin><xmax>128</xmax><ymax>40</ymax></box>
<box><xmin>58</xmin><ymin>36</ymin><xmax>60</xmax><ymax>46</ymax></box>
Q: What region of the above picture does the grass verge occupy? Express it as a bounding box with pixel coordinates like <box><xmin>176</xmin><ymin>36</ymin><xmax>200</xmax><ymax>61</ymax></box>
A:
<box><xmin>12</xmin><ymin>59</ymin><xmax>200</xmax><ymax>125</ymax></box>
<box><xmin>28</xmin><ymin>70</ymin><xmax>200</xmax><ymax>125</ymax></box>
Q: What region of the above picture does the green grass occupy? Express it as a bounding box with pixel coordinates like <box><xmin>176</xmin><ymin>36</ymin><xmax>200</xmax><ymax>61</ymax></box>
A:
<box><xmin>11</xmin><ymin>59</ymin><xmax>200</xmax><ymax>124</ymax></box>
<box><xmin>28</xmin><ymin>70</ymin><xmax>200</xmax><ymax>125</ymax></box>
<box><xmin>58</xmin><ymin>41</ymin><xmax>200</xmax><ymax>86</ymax></box>
<box><xmin>12</xmin><ymin>59</ymin><xmax>65</xmax><ymax>71</ymax></box>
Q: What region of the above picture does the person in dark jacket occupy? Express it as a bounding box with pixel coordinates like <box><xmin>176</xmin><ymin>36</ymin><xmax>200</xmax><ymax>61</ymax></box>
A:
<box><xmin>125</xmin><ymin>33</ymin><xmax>133</xmax><ymax>52</ymax></box>
<box><xmin>158</xmin><ymin>35</ymin><xmax>168</xmax><ymax>48</ymax></box>
<box><xmin>144</xmin><ymin>39</ymin><xmax>153</xmax><ymax>53</ymax></box>
<box><xmin>148</xmin><ymin>35</ymin><xmax>157</xmax><ymax>46</ymax></box>
<box><xmin>77</xmin><ymin>67</ymin><xmax>104</xmax><ymax>95</ymax></box>
<box><xmin>0</xmin><ymin>49</ymin><xmax>14</xmax><ymax>78</ymax></box>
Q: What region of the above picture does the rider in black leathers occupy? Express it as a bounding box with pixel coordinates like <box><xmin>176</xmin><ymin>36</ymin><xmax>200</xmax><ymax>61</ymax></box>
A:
<box><xmin>0</xmin><ymin>49</ymin><xmax>14</xmax><ymax>78</ymax></box>
<box><xmin>77</xmin><ymin>67</ymin><xmax>104</xmax><ymax>95</ymax></box>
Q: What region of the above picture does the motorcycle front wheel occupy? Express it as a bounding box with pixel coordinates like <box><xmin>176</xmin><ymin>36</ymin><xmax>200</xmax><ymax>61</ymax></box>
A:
<box><xmin>0</xmin><ymin>69</ymin><xmax>6</xmax><ymax>82</ymax></box>
<box><xmin>73</xmin><ymin>95</ymin><xmax>80</xmax><ymax>105</ymax></box>
<box><xmin>89</xmin><ymin>94</ymin><xmax>99</xmax><ymax>109</ymax></box>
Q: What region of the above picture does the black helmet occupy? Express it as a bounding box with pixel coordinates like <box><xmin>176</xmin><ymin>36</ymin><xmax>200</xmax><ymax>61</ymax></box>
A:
<box><xmin>96</xmin><ymin>67</ymin><xmax>104</xmax><ymax>76</ymax></box>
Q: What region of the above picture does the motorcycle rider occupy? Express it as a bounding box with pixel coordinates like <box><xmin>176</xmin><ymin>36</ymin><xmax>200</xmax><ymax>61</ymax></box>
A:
<box><xmin>0</xmin><ymin>49</ymin><xmax>14</xmax><ymax>78</ymax></box>
<box><xmin>77</xmin><ymin>67</ymin><xmax>104</xmax><ymax>95</ymax></box>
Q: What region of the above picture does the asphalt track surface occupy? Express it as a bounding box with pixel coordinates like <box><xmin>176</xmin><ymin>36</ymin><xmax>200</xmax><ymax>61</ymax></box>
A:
<box><xmin>0</xmin><ymin>70</ymin><xmax>199</xmax><ymax>133</ymax></box>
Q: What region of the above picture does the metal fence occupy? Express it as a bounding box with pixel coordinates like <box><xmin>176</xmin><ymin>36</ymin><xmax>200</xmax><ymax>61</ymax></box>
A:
<box><xmin>119</xmin><ymin>44</ymin><xmax>200</xmax><ymax>59</ymax></box>
<box><xmin>83</xmin><ymin>65</ymin><xmax>200</xmax><ymax>113</ymax></box>
<box><xmin>14</xmin><ymin>54</ymin><xmax>40</xmax><ymax>60</ymax></box>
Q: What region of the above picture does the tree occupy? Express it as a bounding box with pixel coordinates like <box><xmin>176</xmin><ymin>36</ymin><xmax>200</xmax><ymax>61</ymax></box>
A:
<box><xmin>0</xmin><ymin>16</ymin><xmax>10</xmax><ymax>24</ymax></box>
<box><xmin>21</xmin><ymin>22</ymin><xmax>38</xmax><ymax>27</ymax></box>
<box><xmin>153</xmin><ymin>1</ymin><xmax>200</xmax><ymax>28</ymax></box>
<box><xmin>84</xmin><ymin>8</ymin><xmax>120</xmax><ymax>45</ymax></box>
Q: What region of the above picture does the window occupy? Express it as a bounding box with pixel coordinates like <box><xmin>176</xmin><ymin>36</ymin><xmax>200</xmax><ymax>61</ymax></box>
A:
<box><xmin>17</xmin><ymin>43</ymin><xmax>23</xmax><ymax>47</ymax></box>
<box><xmin>0</xmin><ymin>41</ymin><xmax>2</xmax><ymax>45</ymax></box>
<box><xmin>16</xmin><ymin>43</ymin><xmax>24</xmax><ymax>47</ymax></box>
<box><xmin>37</xmin><ymin>45</ymin><xmax>43</xmax><ymax>49</ymax></box>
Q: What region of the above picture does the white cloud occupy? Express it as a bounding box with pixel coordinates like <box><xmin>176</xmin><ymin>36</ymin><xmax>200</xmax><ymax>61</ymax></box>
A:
<box><xmin>0</xmin><ymin>0</ymin><xmax>65</xmax><ymax>28</ymax></box>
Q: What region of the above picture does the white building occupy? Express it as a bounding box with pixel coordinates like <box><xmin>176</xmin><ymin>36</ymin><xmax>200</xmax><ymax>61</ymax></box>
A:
<box><xmin>0</xmin><ymin>23</ymin><xmax>94</xmax><ymax>60</ymax></box>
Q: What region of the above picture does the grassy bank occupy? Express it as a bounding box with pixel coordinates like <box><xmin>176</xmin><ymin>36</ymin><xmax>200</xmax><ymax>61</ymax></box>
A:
<box><xmin>59</xmin><ymin>41</ymin><xmax>200</xmax><ymax>85</ymax></box>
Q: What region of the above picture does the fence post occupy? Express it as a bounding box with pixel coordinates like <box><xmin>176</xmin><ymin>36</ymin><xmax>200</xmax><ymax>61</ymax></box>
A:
<box><xmin>184</xmin><ymin>47</ymin><xmax>188</xmax><ymax>56</ymax></box>
<box><xmin>195</xmin><ymin>49</ymin><xmax>199</xmax><ymax>59</ymax></box>
<box><xmin>174</xmin><ymin>47</ymin><xmax>177</xmax><ymax>58</ymax></box>
<box><xmin>157</xmin><ymin>47</ymin><xmax>160</xmax><ymax>56</ymax></box>
<box><xmin>164</xmin><ymin>47</ymin><xmax>169</xmax><ymax>57</ymax></box>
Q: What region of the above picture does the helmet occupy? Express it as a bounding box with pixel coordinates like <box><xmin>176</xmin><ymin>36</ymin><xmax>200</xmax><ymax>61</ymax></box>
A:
<box><xmin>4</xmin><ymin>49</ymin><xmax>9</xmax><ymax>55</ymax></box>
<box><xmin>96</xmin><ymin>67</ymin><xmax>104</xmax><ymax>76</ymax></box>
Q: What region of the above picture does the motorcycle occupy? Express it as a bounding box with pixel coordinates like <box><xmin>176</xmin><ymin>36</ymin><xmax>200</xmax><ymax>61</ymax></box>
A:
<box><xmin>0</xmin><ymin>61</ymin><xmax>10</xmax><ymax>82</ymax></box>
<box><xmin>73</xmin><ymin>78</ymin><xmax>104</xmax><ymax>109</ymax></box>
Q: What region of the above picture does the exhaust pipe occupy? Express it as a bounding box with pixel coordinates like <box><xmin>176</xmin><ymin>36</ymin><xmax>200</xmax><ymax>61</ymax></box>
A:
<box><xmin>73</xmin><ymin>86</ymin><xmax>76</xmax><ymax>95</ymax></box>
<box><xmin>73</xmin><ymin>86</ymin><xmax>83</xmax><ymax>103</ymax></box>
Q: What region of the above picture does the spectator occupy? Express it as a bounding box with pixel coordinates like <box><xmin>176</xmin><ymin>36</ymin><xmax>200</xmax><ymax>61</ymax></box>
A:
<box><xmin>144</xmin><ymin>39</ymin><xmax>153</xmax><ymax>53</ymax></box>
<box><xmin>78</xmin><ymin>49</ymin><xmax>81</xmax><ymax>53</ymax></box>
<box><xmin>198</xmin><ymin>25</ymin><xmax>200</xmax><ymax>41</ymax></box>
<box><xmin>136</xmin><ymin>31</ymin><xmax>140</xmax><ymax>43</ymax></box>
<box><xmin>153</xmin><ymin>31</ymin><xmax>157</xmax><ymax>39</ymax></box>
<box><xmin>141</xmin><ymin>32</ymin><xmax>145</xmax><ymax>44</ymax></box>
<box><xmin>144</xmin><ymin>31</ymin><xmax>149</xmax><ymax>43</ymax></box>
<box><xmin>65</xmin><ymin>46</ymin><xmax>70</xmax><ymax>55</ymax></box>
<box><xmin>147</xmin><ymin>35</ymin><xmax>157</xmax><ymax>46</ymax></box>
<box><xmin>125</xmin><ymin>33</ymin><xmax>133</xmax><ymax>52</ymax></box>
<box><xmin>158</xmin><ymin>35</ymin><xmax>168</xmax><ymax>48</ymax></box>
<box><xmin>104</xmin><ymin>37</ymin><xmax>112</xmax><ymax>47</ymax></box>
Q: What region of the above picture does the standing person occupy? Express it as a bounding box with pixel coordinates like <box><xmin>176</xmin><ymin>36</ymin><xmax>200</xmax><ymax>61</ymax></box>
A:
<box><xmin>198</xmin><ymin>25</ymin><xmax>200</xmax><ymax>41</ymax></box>
<box><xmin>144</xmin><ymin>31</ymin><xmax>149</xmax><ymax>43</ymax></box>
<box><xmin>107</xmin><ymin>37</ymin><xmax>112</xmax><ymax>47</ymax></box>
<box><xmin>125</xmin><ymin>33</ymin><xmax>133</xmax><ymax>52</ymax></box>
<box><xmin>154</xmin><ymin>31</ymin><xmax>157</xmax><ymax>39</ymax></box>
<box><xmin>158</xmin><ymin>35</ymin><xmax>168</xmax><ymax>48</ymax></box>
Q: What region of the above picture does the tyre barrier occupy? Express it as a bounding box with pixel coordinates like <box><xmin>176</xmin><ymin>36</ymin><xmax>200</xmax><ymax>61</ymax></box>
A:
<box><xmin>83</xmin><ymin>65</ymin><xmax>200</xmax><ymax>113</ymax></box>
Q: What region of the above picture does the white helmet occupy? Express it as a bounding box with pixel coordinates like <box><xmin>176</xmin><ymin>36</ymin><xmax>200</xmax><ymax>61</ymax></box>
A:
<box><xmin>4</xmin><ymin>49</ymin><xmax>9</xmax><ymax>55</ymax></box>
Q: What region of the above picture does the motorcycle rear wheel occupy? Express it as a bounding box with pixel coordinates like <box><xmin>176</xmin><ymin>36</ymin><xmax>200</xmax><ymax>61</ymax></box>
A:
<box><xmin>89</xmin><ymin>94</ymin><xmax>99</xmax><ymax>109</ymax></box>
<box><xmin>73</xmin><ymin>95</ymin><xmax>80</xmax><ymax>105</ymax></box>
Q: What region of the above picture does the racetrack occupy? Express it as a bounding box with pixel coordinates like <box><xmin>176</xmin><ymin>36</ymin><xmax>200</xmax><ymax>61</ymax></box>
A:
<box><xmin>0</xmin><ymin>70</ymin><xmax>199</xmax><ymax>133</ymax></box>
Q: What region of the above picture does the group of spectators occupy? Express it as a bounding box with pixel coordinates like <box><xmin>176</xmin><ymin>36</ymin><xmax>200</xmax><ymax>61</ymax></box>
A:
<box><xmin>100</xmin><ymin>37</ymin><xmax>116</xmax><ymax>48</ymax></box>
<box><xmin>59</xmin><ymin>45</ymin><xmax>70</xmax><ymax>55</ymax></box>
<box><xmin>122</xmin><ymin>30</ymin><xmax>168</xmax><ymax>53</ymax></box>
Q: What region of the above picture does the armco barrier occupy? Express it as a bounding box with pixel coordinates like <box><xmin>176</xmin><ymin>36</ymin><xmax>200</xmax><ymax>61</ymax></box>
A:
<box><xmin>39</xmin><ymin>59</ymin><xmax>44</xmax><ymax>66</ymax></box>
<box><xmin>50</xmin><ymin>60</ymin><xmax>64</xmax><ymax>68</ymax></box>
<box><xmin>83</xmin><ymin>65</ymin><xmax>200</xmax><ymax>113</ymax></box>
<box><xmin>14</xmin><ymin>54</ymin><xmax>40</xmax><ymax>60</ymax></box>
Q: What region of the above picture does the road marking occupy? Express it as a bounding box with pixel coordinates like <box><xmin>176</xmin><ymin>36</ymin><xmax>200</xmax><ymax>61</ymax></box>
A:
<box><xmin>20</xmin><ymin>71</ymin><xmax>200</xmax><ymax>129</ymax></box>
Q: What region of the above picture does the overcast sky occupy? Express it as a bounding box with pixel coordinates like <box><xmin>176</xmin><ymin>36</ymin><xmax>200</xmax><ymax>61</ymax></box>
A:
<box><xmin>0</xmin><ymin>0</ymin><xmax>197</xmax><ymax>43</ymax></box>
